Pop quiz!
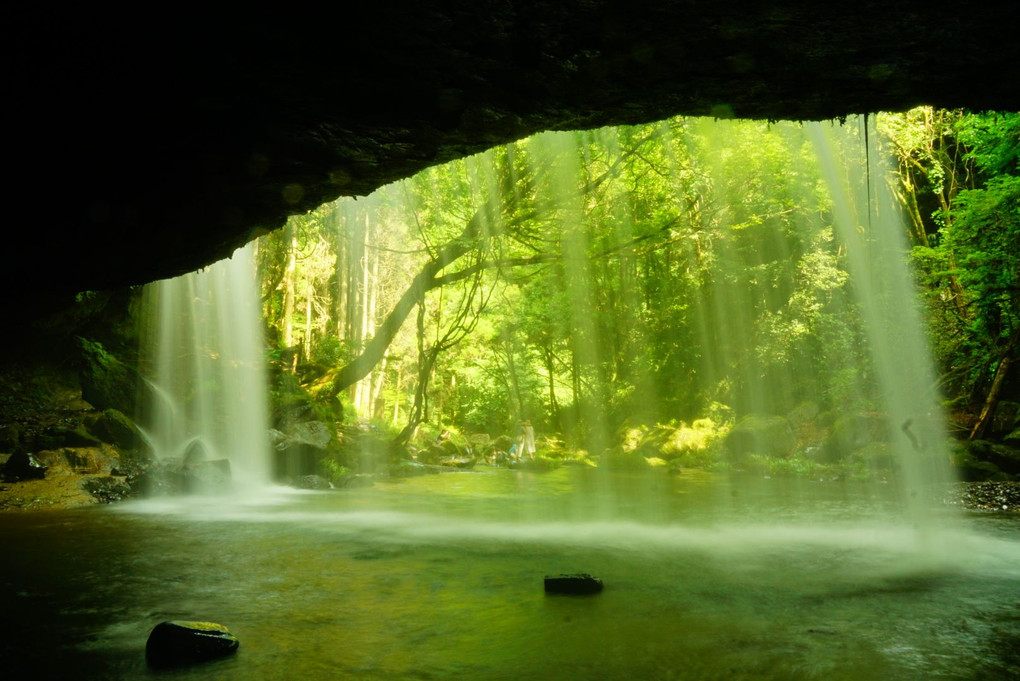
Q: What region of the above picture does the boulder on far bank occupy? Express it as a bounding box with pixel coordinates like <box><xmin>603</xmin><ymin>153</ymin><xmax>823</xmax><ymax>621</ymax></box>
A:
<box><xmin>951</xmin><ymin>439</ymin><xmax>1020</xmax><ymax>481</ymax></box>
<box><xmin>271</xmin><ymin>420</ymin><xmax>336</xmax><ymax>479</ymax></box>
<box><xmin>724</xmin><ymin>415</ymin><xmax>795</xmax><ymax>464</ymax></box>
<box><xmin>599</xmin><ymin>447</ymin><xmax>651</xmax><ymax>470</ymax></box>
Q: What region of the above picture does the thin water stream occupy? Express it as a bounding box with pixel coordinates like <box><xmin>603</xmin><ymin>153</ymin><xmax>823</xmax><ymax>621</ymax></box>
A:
<box><xmin>2</xmin><ymin>467</ymin><xmax>1019</xmax><ymax>680</ymax></box>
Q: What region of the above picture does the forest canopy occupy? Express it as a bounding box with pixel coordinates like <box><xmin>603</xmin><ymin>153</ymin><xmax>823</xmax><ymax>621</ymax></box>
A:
<box><xmin>254</xmin><ymin>108</ymin><xmax>1019</xmax><ymax>465</ymax></box>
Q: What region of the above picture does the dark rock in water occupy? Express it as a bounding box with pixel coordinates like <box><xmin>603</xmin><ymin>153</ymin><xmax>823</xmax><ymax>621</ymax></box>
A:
<box><xmin>544</xmin><ymin>573</ymin><xmax>604</xmax><ymax>595</ymax></box>
<box><xmin>2</xmin><ymin>451</ymin><xmax>49</xmax><ymax>481</ymax></box>
<box><xmin>145</xmin><ymin>620</ymin><xmax>239</xmax><ymax>668</ymax></box>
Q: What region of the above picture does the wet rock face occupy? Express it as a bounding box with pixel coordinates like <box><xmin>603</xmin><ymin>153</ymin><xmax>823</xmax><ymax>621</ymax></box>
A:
<box><xmin>7</xmin><ymin>3</ymin><xmax>1019</xmax><ymax>309</ymax></box>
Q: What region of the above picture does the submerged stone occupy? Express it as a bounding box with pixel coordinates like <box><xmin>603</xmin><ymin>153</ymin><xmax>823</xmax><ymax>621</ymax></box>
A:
<box><xmin>145</xmin><ymin>620</ymin><xmax>239</xmax><ymax>668</ymax></box>
<box><xmin>544</xmin><ymin>573</ymin><xmax>604</xmax><ymax>595</ymax></box>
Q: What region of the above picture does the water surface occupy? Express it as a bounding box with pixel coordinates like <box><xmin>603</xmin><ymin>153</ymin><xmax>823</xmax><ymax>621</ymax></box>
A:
<box><xmin>2</xmin><ymin>466</ymin><xmax>1019</xmax><ymax>680</ymax></box>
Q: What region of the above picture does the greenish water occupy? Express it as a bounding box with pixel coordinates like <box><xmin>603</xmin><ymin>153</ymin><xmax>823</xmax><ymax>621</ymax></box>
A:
<box><xmin>2</xmin><ymin>466</ymin><xmax>1019</xmax><ymax>680</ymax></box>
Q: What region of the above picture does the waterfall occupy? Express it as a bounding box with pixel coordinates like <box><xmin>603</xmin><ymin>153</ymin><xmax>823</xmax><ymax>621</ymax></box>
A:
<box><xmin>139</xmin><ymin>243</ymin><xmax>272</xmax><ymax>492</ymax></box>
<box><xmin>808</xmin><ymin>118</ymin><xmax>956</xmax><ymax>536</ymax></box>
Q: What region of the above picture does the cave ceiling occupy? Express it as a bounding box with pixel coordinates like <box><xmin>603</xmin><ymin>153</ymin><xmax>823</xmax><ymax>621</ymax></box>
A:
<box><xmin>7</xmin><ymin>3</ymin><xmax>1019</xmax><ymax>305</ymax></box>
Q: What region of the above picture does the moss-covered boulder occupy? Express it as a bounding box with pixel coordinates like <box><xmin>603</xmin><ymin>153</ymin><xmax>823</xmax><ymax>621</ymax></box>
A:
<box><xmin>38</xmin><ymin>426</ymin><xmax>102</xmax><ymax>449</ymax></box>
<box><xmin>991</xmin><ymin>401</ymin><xmax>1020</xmax><ymax>438</ymax></box>
<box><xmin>271</xmin><ymin>420</ymin><xmax>335</xmax><ymax>479</ymax></box>
<box><xmin>76</xmin><ymin>337</ymin><xmax>142</xmax><ymax>415</ymax></box>
<box><xmin>89</xmin><ymin>409</ymin><xmax>141</xmax><ymax>449</ymax></box>
<box><xmin>849</xmin><ymin>442</ymin><xmax>897</xmax><ymax>473</ymax></box>
<box><xmin>949</xmin><ymin>440</ymin><xmax>1008</xmax><ymax>482</ymax></box>
<box><xmin>824</xmin><ymin>413</ymin><xmax>889</xmax><ymax>461</ymax></box>
<box><xmin>724</xmin><ymin>415</ymin><xmax>795</xmax><ymax>464</ymax></box>
<box><xmin>984</xmin><ymin>442</ymin><xmax>1020</xmax><ymax>477</ymax></box>
<box><xmin>600</xmin><ymin>447</ymin><xmax>651</xmax><ymax>470</ymax></box>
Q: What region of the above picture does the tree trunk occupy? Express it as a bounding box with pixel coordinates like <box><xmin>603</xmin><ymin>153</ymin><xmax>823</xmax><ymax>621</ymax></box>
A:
<box><xmin>394</xmin><ymin>301</ymin><xmax>434</xmax><ymax>447</ymax></box>
<box><xmin>391</xmin><ymin>365</ymin><xmax>403</xmax><ymax>424</ymax></box>
<box><xmin>370</xmin><ymin>353</ymin><xmax>388</xmax><ymax>420</ymax></box>
<box><xmin>303</xmin><ymin>278</ymin><xmax>312</xmax><ymax>362</ymax></box>
<box><xmin>543</xmin><ymin>345</ymin><xmax>559</xmax><ymax>426</ymax></box>
<box><xmin>969</xmin><ymin>329</ymin><xmax>1020</xmax><ymax>441</ymax></box>
<box><xmin>283</xmin><ymin>223</ymin><xmax>298</xmax><ymax>373</ymax></box>
<box><xmin>505</xmin><ymin>333</ymin><xmax>523</xmax><ymax>416</ymax></box>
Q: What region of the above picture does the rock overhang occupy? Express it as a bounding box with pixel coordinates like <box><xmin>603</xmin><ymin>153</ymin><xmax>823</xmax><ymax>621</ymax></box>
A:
<box><xmin>6</xmin><ymin>2</ymin><xmax>1019</xmax><ymax>304</ymax></box>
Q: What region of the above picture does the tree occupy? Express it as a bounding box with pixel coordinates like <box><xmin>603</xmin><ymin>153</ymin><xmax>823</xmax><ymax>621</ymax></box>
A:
<box><xmin>883</xmin><ymin>109</ymin><xmax>1020</xmax><ymax>433</ymax></box>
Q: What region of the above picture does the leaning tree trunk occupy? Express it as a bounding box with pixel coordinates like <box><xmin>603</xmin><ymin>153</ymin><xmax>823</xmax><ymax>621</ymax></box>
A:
<box><xmin>969</xmin><ymin>329</ymin><xmax>1020</xmax><ymax>441</ymax></box>
<box><xmin>393</xmin><ymin>301</ymin><xmax>434</xmax><ymax>448</ymax></box>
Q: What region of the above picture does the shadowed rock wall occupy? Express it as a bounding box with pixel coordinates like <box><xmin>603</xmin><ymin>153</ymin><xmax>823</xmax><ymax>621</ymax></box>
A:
<box><xmin>6</xmin><ymin>2</ymin><xmax>1019</xmax><ymax>304</ymax></box>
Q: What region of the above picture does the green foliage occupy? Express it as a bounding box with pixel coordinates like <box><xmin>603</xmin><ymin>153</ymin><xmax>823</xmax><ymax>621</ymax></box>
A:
<box><xmin>316</xmin><ymin>456</ymin><xmax>350</xmax><ymax>484</ymax></box>
<box><xmin>254</xmin><ymin>107</ymin><xmax>1018</xmax><ymax>471</ymax></box>
<box><xmin>894</xmin><ymin>110</ymin><xmax>1020</xmax><ymax>401</ymax></box>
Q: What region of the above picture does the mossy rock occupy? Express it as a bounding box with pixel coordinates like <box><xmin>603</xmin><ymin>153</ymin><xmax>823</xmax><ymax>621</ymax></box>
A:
<box><xmin>824</xmin><ymin>413</ymin><xmax>888</xmax><ymax>461</ymax></box>
<box><xmin>89</xmin><ymin>409</ymin><xmax>141</xmax><ymax>449</ymax></box>
<box><xmin>991</xmin><ymin>401</ymin><xmax>1020</xmax><ymax>437</ymax></box>
<box><xmin>76</xmin><ymin>337</ymin><xmax>143</xmax><ymax>415</ymax></box>
<box><xmin>1004</xmin><ymin>427</ymin><xmax>1020</xmax><ymax>448</ymax></box>
<box><xmin>39</xmin><ymin>426</ymin><xmax>102</xmax><ymax>449</ymax></box>
<box><xmin>724</xmin><ymin>415</ymin><xmax>795</xmax><ymax>464</ymax></box>
<box><xmin>950</xmin><ymin>440</ymin><xmax>1004</xmax><ymax>482</ymax></box>
<box><xmin>849</xmin><ymin>442</ymin><xmax>896</xmax><ymax>471</ymax></box>
<box><xmin>599</xmin><ymin>447</ymin><xmax>651</xmax><ymax>470</ymax></box>
<box><xmin>985</xmin><ymin>442</ymin><xmax>1020</xmax><ymax>476</ymax></box>
<box><xmin>787</xmin><ymin>401</ymin><xmax>821</xmax><ymax>426</ymax></box>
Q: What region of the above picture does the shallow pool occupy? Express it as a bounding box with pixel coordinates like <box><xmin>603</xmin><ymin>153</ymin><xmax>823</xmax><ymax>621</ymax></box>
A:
<box><xmin>2</xmin><ymin>466</ymin><xmax>1019</xmax><ymax>680</ymax></box>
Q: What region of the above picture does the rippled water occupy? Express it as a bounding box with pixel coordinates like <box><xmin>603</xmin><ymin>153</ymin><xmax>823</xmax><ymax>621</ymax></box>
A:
<box><xmin>2</xmin><ymin>466</ymin><xmax>1019</xmax><ymax>680</ymax></box>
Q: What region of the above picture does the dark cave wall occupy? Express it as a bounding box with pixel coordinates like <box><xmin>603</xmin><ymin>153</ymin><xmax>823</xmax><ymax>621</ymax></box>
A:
<box><xmin>6</xmin><ymin>2</ymin><xmax>1019</xmax><ymax>304</ymax></box>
